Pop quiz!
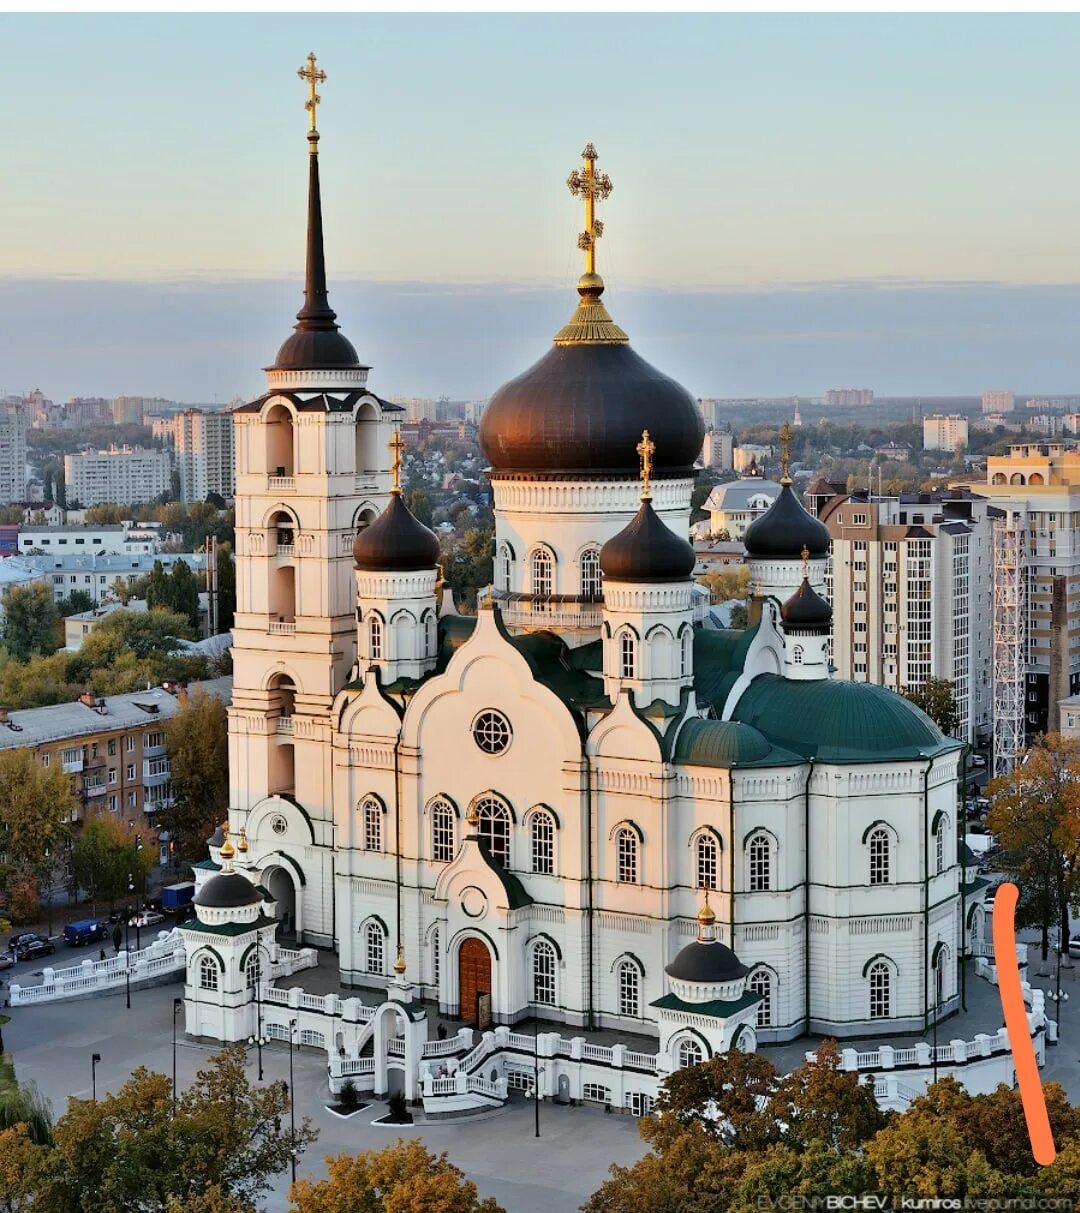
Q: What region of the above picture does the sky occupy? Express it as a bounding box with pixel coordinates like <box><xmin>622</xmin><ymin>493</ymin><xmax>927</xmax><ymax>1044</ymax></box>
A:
<box><xmin>3</xmin><ymin>13</ymin><xmax>1080</xmax><ymax>401</ymax></box>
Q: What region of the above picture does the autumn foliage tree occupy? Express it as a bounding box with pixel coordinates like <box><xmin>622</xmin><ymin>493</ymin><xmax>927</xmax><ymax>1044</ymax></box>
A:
<box><xmin>0</xmin><ymin>749</ymin><xmax>75</xmax><ymax>915</ymax></box>
<box><xmin>162</xmin><ymin>688</ymin><xmax>229</xmax><ymax>861</ymax></box>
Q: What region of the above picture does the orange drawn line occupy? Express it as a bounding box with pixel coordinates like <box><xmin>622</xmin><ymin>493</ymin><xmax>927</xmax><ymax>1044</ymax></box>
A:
<box><xmin>993</xmin><ymin>881</ymin><xmax>1056</xmax><ymax>1165</ymax></box>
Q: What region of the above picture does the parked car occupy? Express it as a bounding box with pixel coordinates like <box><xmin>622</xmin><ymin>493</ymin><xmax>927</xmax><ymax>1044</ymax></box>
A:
<box><xmin>971</xmin><ymin>754</ymin><xmax>987</xmax><ymax>768</ymax></box>
<box><xmin>8</xmin><ymin>931</ymin><xmax>40</xmax><ymax>954</ymax></box>
<box><xmin>63</xmin><ymin>920</ymin><xmax>108</xmax><ymax>947</ymax></box>
<box><xmin>1069</xmin><ymin>936</ymin><xmax>1080</xmax><ymax>959</ymax></box>
<box><xmin>128</xmin><ymin>910</ymin><xmax>166</xmax><ymax>929</ymax></box>
<box><xmin>0</xmin><ymin>953</ymin><xmax>13</xmax><ymax>971</ymax></box>
<box><xmin>15</xmin><ymin>937</ymin><xmax>55</xmax><ymax>961</ymax></box>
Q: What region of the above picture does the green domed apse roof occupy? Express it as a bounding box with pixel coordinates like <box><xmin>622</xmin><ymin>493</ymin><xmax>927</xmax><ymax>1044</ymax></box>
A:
<box><xmin>731</xmin><ymin>674</ymin><xmax>959</xmax><ymax>763</ymax></box>
<box><xmin>674</xmin><ymin>719</ymin><xmax>801</xmax><ymax>769</ymax></box>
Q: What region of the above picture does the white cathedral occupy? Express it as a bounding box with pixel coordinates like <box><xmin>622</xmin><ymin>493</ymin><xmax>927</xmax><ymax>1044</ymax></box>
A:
<box><xmin>191</xmin><ymin>96</ymin><xmax>976</xmax><ymax>1062</ymax></box>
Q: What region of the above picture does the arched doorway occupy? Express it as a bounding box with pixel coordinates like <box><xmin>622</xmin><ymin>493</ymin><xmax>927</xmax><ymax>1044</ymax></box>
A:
<box><xmin>264</xmin><ymin>865</ymin><xmax>297</xmax><ymax>940</ymax></box>
<box><xmin>458</xmin><ymin>937</ymin><xmax>492</xmax><ymax>1026</ymax></box>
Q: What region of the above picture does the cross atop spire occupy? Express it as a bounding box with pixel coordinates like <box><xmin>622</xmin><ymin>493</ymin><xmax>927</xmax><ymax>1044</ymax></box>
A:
<box><xmin>297</xmin><ymin>52</ymin><xmax>326</xmax><ymax>139</ymax></box>
<box><xmin>801</xmin><ymin>544</ymin><xmax>810</xmax><ymax>579</ymax></box>
<box><xmin>779</xmin><ymin>421</ymin><xmax>793</xmax><ymax>485</ymax></box>
<box><xmin>567</xmin><ymin>143</ymin><xmax>614</xmax><ymax>279</ymax></box>
<box><xmin>637</xmin><ymin>429</ymin><xmax>656</xmax><ymax>501</ymax></box>
<box><xmin>389</xmin><ymin>430</ymin><xmax>405</xmax><ymax>495</ymax></box>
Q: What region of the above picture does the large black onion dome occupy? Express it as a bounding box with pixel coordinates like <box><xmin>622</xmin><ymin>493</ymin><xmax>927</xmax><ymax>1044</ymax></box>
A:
<box><xmin>781</xmin><ymin>577</ymin><xmax>833</xmax><ymax>629</ymax></box>
<box><xmin>194</xmin><ymin>872</ymin><xmax>262</xmax><ymax>909</ymax></box>
<box><xmin>479</xmin><ymin>344</ymin><xmax>704</xmax><ymax>475</ymax></box>
<box><xmin>274</xmin><ymin>327</ymin><xmax>360</xmax><ymax>371</ymax></box>
<box><xmin>353</xmin><ymin>493</ymin><xmax>440</xmax><ymax>573</ymax></box>
<box><xmin>600</xmin><ymin>498</ymin><xmax>696</xmax><ymax>582</ymax></box>
<box><xmin>666</xmin><ymin>938</ymin><xmax>747</xmax><ymax>983</ymax></box>
<box><xmin>744</xmin><ymin>484</ymin><xmax>830</xmax><ymax>559</ymax></box>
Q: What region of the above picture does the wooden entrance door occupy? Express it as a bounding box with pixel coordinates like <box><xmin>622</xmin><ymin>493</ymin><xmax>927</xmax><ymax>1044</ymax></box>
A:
<box><xmin>458</xmin><ymin>937</ymin><xmax>491</xmax><ymax>1024</ymax></box>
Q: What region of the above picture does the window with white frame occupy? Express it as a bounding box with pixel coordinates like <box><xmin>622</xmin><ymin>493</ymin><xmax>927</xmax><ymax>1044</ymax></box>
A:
<box><xmin>749</xmin><ymin>968</ymin><xmax>773</xmax><ymax>1027</ymax></box>
<box><xmin>474</xmin><ymin>796</ymin><xmax>511</xmax><ymax>866</ymax></box>
<box><xmin>365</xmin><ymin>923</ymin><xmax>385</xmax><ymax>975</ymax></box>
<box><xmin>935</xmin><ymin>817</ymin><xmax>947</xmax><ymax>875</ymax></box>
<box><xmin>792</xmin><ymin>644</ymin><xmax>804</xmax><ymax>664</ymax></box>
<box><xmin>244</xmin><ymin>952</ymin><xmax>261</xmax><ymax>989</ymax></box>
<box><xmin>580</xmin><ymin>548</ymin><xmax>602</xmax><ymax>598</ymax></box>
<box><xmin>199</xmin><ymin>956</ymin><xmax>218</xmax><ymax>991</ymax></box>
<box><xmin>868</xmin><ymin>960</ymin><xmax>891</xmax><ymax>1019</ymax></box>
<box><xmin>616</xmin><ymin>827</ymin><xmax>638</xmax><ymax>884</ymax></box>
<box><xmin>532</xmin><ymin>940</ymin><xmax>556</xmax><ymax>1006</ymax></box>
<box><xmin>368</xmin><ymin>614</ymin><xmax>383</xmax><ymax>660</ymax></box>
<box><xmin>868</xmin><ymin>827</ymin><xmax>891</xmax><ymax>885</ymax></box>
<box><xmin>531</xmin><ymin>548</ymin><xmax>553</xmax><ymax>597</ymax></box>
<box><xmin>680</xmin><ymin>629</ymin><xmax>692</xmax><ymax>678</ymax></box>
<box><xmin>431</xmin><ymin>927</ymin><xmax>440</xmax><ymax>988</ymax></box>
<box><xmin>617</xmin><ymin>961</ymin><xmax>640</xmax><ymax>1018</ymax></box>
<box><xmin>431</xmin><ymin>800</ymin><xmax>454</xmax><ymax>863</ymax></box>
<box><xmin>361</xmin><ymin>797</ymin><xmax>382</xmax><ymax>852</ymax></box>
<box><xmin>747</xmin><ymin>833</ymin><xmax>771</xmax><ymax>892</ymax></box>
<box><xmin>424</xmin><ymin>611</ymin><xmax>437</xmax><ymax>655</ymax></box>
<box><xmin>530</xmin><ymin>809</ymin><xmax>555</xmax><ymax>875</ymax></box>
<box><xmin>498</xmin><ymin>544</ymin><xmax>513</xmax><ymax>590</ymax></box>
<box><xmin>676</xmin><ymin>1037</ymin><xmax>704</xmax><ymax>1069</ymax></box>
<box><xmin>695</xmin><ymin>833</ymin><xmax>718</xmax><ymax>890</ymax></box>
<box><xmin>619</xmin><ymin>631</ymin><xmax>636</xmax><ymax>679</ymax></box>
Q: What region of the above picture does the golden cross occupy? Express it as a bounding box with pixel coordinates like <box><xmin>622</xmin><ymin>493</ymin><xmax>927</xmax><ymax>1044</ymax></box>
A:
<box><xmin>389</xmin><ymin>430</ymin><xmax>405</xmax><ymax>494</ymax></box>
<box><xmin>779</xmin><ymin>421</ymin><xmax>792</xmax><ymax>484</ymax></box>
<box><xmin>567</xmin><ymin>143</ymin><xmax>614</xmax><ymax>278</ymax></box>
<box><xmin>636</xmin><ymin>429</ymin><xmax>656</xmax><ymax>501</ymax></box>
<box><xmin>801</xmin><ymin>544</ymin><xmax>810</xmax><ymax>579</ymax></box>
<box><xmin>297</xmin><ymin>52</ymin><xmax>327</xmax><ymax>134</ymax></box>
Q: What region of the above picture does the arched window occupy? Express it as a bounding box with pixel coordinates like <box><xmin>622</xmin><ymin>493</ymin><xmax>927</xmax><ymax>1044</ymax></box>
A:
<box><xmin>792</xmin><ymin>644</ymin><xmax>804</xmax><ymax>665</ymax></box>
<box><xmin>580</xmin><ymin>548</ymin><xmax>602</xmax><ymax>598</ymax></box>
<box><xmin>868</xmin><ymin>828</ymin><xmax>891</xmax><ymax>885</ymax></box>
<box><xmin>868</xmin><ymin>960</ymin><xmax>892</xmax><ymax>1019</ymax></box>
<box><xmin>617</xmin><ymin>961</ymin><xmax>641</xmax><ymax>1018</ymax></box>
<box><xmin>431</xmin><ymin>800</ymin><xmax>454</xmax><ymax>863</ymax></box>
<box><xmin>935</xmin><ymin>816</ymin><xmax>949</xmax><ymax>875</ymax></box>
<box><xmin>680</xmin><ymin>629</ymin><xmax>693</xmax><ymax>678</ymax></box>
<box><xmin>424</xmin><ymin>611</ymin><xmax>437</xmax><ymax>657</ymax></box>
<box><xmin>532</xmin><ymin>940</ymin><xmax>556</xmax><ymax>1006</ymax></box>
<box><xmin>749</xmin><ymin>968</ymin><xmax>774</xmax><ymax>1027</ymax></box>
<box><xmin>747</xmin><ymin>833</ymin><xmax>771</xmax><ymax>892</ymax></box>
<box><xmin>695</xmin><ymin>833</ymin><xmax>718</xmax><ymax>890</ymax></box>
<box><xmin>474</xmin><ymin>796</ymin><xmax>511</xmax><ymax>866</ymax></box>
<box><xmin>361</xmin><ymin>797</ymin><xmax>382</xmax><ymax>852</ymax></box>
<box><xmin>615</xmin><ymin>827</ymin><xmax>638</xmax><ymax>884</ymax></box>
<box><xmin>619</xmin><ymin>631</ymin><xmax>636</xmax><ymax>679</ymax></box>
<box><xmin>531</xmin><ymin>548</ymin><xmax>553</xmax><ymax>597</ymax></box>
<box><xmin>530</xmin><ymin>809</ymin><xmax>555</xmax><ymax>876</ymax></box>
<box><xmin>498</xmin><ymin>544</ymin><xmax>513</xmax><ymax>591</ymax></box>
<box><xmin>368</xmin><ymin>614</ymin><xmax>383</xmax><ymax>661</ymax></box>
<box><xmin>365</xmin><ymin>922</ymin><xmax>385</xmax><ymax>975</ymax></box>
<box><xmin>199</xmin><ymin>956</ymin><xmax>218</xmax><ymax>991</ymax></box>
<box><xmin>244</xmin><ymin>951</ymin><xmax>261</xmax><ymax>990</ymax></box>
<box><xmin>676</xmin><ymin>1037</ymin><xmax>704</xmax><ymax>1069</ymax></box>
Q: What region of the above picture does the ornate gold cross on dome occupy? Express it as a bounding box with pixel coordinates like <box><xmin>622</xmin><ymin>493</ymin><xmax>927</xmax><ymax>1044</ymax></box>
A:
<box><xmin>637</xmin><ymin>429</ymin><xmax>656</xmax><ymax>501</ymax></box>
<box><xmin>389</xmin><ymin>430</ymin><xmax>405</xmax><ymax>494</ymax></box>
<box><xmin>779</xmin><ymin>421</ymin><xmax>793</xmax><ymax>485</ymax></box>
<box><xmin>801</xmin><ymin>545</ymin><xmax>811</xmax><ymax>579</ymax></box>
<box><xmin>567</xmin><ymin>143</ymin><xmax>614</xmax><ymax>278</ymax></box>
<box><xmin>297</xmin><ymin>52</ymin><xmax>327</xmax><ymax>134</ymax></box>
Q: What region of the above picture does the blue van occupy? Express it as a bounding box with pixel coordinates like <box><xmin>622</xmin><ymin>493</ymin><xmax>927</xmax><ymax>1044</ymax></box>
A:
<box><xmin>63</xmin><ymin>920</ymin><xmax>108</xmax><ymax>947</ymax></box>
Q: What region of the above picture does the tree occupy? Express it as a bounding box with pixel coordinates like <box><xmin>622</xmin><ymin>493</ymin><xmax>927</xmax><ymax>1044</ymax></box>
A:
<box><xmin>215</xmin><ymin>543</ymin><xmax>235</xmax><ymax>634</ymax></box>
<box><xmin>696</xmin><ymin>566</ymin><xmax>750</xmax><ymax>605</ymax></box>
<box><xmin>986</xmin><ymin>734</ymin><xmax>1080</xmax><ymax>961</ymax></box>
<box><xmin>57</xmin><ymin>591</ymin><xmax>95</xmax><ymax>618</ymax></box>
<box><xmin>0</xmin><ymin>750</ymin><xmax>75</xmax><ymax>905</ymax></box>
<box><xmin>289</xmin><ymin>1140</ymin><xmax>506</xmax><ymax>1213</ymax></box>
<box><xmin>169</xmin><ymin>560</ymin><xmax>200</xmax><ymax>631</ymax></box>
<box><xmin>901</xmin><ymin>678</ymin><xmax>960</xmax><ymax>737</ymax></box>
<box><xmin>767</xmin><ymin>1040</ymin><xmax>886</xmax><ymax>1153</ymax></box>
<box><xmin>441</xmin><ymin>528</ymin><xmax>494</xmax><ymax>609</ymax></box>
<box><xmin>71</xmin><ymin>812</ymin><xmax>140</xmax><ymax>915</ymax></box>
<box><xmin>1</xmin><ymin>584</ymin><xmax>58</xmax><ymax>661</ymax></box>
<box><xmin>162</xmin><ymin>689</ymin><xmax>229</xmax><ymax>861</ymax></box>
<box><xmin>0</xmin><ymin>1124</ymin><xmax>46</xmax><ymax>1212</ymax></box>
<box><xmin>145</xmin><ymin>560</ymin><xmax>170</xmax><ymax>612</ymax></box>
<box><xmin>33</xmin><ymin>1046</ymin><xmax>313</xmax><ymax>1213</ymax></box>
<box><xmin>729</xmin><ymin>603</ymin><xmax>749</xmax><ymax>629</ymax></box>
<box><xmin>407</xmin><ymin>488</ymin><xmax>433</xmax><ymax>528</ymax></box>
<box><xmin>83</xmin><ymin>505</ymin><xmax>126</xmax><ymax>525</ymax></box>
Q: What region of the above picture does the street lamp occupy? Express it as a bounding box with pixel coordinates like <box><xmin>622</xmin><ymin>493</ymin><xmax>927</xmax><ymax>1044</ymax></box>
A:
<box><xmin>91</xmin><ymin>1052</ymin><xmax>101</xmax><ymax>1103</ymax></box>
<box><xmin>246</xmin><ymin>940</ymin><xmax>273</xmax><ymax>1082</ymax></box>
<box><xmin>288</xmin><ymin>1018</ymin><xmax>298</xmax><ymax>1185</ymax></box>
<box><xmin>931</xmin><ymin>964</ymin><xmax>941</xmax><ymax>1085</ymax></box>
<box><xmin>125</xmin><ymin>948</ymin><xmax>131</xmax><ymax>1011</ymax></box>
<box><xmin>532</xmin><ymin>1013</ymin><xmax>543</xmax><ymax>1138</ymax></box>
<box><xmin>172</xmin><ymin>997</ymin><xmax>183</xmax><ymax>1110</ymax></box>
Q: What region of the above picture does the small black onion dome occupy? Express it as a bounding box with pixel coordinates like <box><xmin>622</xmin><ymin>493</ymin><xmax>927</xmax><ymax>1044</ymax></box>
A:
<box><xmin>665</xmin><ymin>939</ymin><xmax>748</xmax><ymax>983</ymax></box>
<box><xmin>273</xmin><ymin>328</ymin><xmax>361</xmax><ymax>371</ymax></box>
<box><xmin>744</xmin><ymin>484</ymin><xmax>830</xmax><ymax>559</ymax></box>
<box><xmin>193</xmin><ymin>872</ymin><xmax>262</xmax><ymax>909</ymax></box>
<box><xmin>479</xmin><ymin>344</ymin><xmax>704</xmax><ymax>475</ymax></box>
<box><xmin>781</xmin><ymin>577</ymin><xmax>833</xmax><ymax>629</ymax></box>
<box><xmin>353</xmin><ymin>493</ymin><xmax>441</xmax><ymax>573</ymax></box>
<box><xmin>600</xmin><ymin>498</ymin><xmax>696</xmax><ymax>583</ymax></box>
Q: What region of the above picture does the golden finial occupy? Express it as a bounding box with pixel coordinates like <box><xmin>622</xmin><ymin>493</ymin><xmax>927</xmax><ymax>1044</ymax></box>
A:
<box><xmin>636</xmin><ymin>429</ymin><xmax>656</xmax><ymax>502</ymax></box>
<box><xmin>697</xmin><ymin>888</ymin><xmax>717</xmax><ymax>942</ymax></box>
<box><xmin>779</xmin><ymin>421</ymin><xmax>793</xmax><ymax>486</ymax></box>
<box><xmin>219</xmin><ymin>820</ymin><xmax>235</xmax><ymax>868</ymax></box>
<box><xmin>389</xmin><ymin>430</ymin><xmax>405</xmax><ymax>495</ymax></box>
<box><xmin>237</xmin><ymin>827</ymin><xmax>249</xmax><ymax>855</ymax></box>
<box><xmin>801</xmin><ymin>544</ymin><xmax>810</xmax><ymax>580</ymax></box>
<box><xmin>466</xmin><ymin>802</ymin><xmax>480</xmax><ymax>830</ymax></box>
<box><xmin>393</xmin><ymin>944</ymin><xmax>407</xmax><ymax>976</ymax></box>
<box><xmin>554</xmin><ymin>144</ymin><xmax>628</xmax><ymax>347</ymax></box>
<box><xmin>297</xmin><ymin>52</ymin><xmax>327</xmax><ymax>138</ymax></box>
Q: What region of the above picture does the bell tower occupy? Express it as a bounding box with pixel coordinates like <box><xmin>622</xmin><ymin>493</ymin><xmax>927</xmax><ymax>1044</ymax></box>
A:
<box><xmin>228</xmin><ymin>55</ymin><xmax>399</xmax><ymax>878</ymax></box>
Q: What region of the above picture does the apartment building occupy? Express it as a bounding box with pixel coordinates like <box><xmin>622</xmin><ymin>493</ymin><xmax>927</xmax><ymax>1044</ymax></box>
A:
<box><xmin>64</xmin><ymin>446</ymin><xmax>171</xmax><ymax>507</ymax></box>
<box><xmin>923</xmin><ymin>414</ymin><xmax>969</xmax><ymax>452</ymax></box>
<box><xmin>825</xmin><ymin>388</ymin><xmax>874</xmax><ymax>406</ymax></box>
<box><xmin>18</xmin><ymin>522</ymin><xmax>163</xmax><ymax>557</ymax></box>
<box><xmin>170</xmin><ymin>408</ymin><xmax>235</xmax><ymax>503</ymax></box>
<box><xmin>0</xmin><ymin>678</ymin><xmax>231</xmax><ymax>866</ymax></box>
<box><xmin>822</xmin><ymin>490</ymin><xmax>999</xmax><ymax>743</ymax></box>
<box><xmin>27</xmin><ymin>550</ymin><xmax>207</xmax><ymax>606</ymax></box>
<box><xmin>982</xmin><ymin>390</ymin><xmax>1015</xmax><ymax>415</ymax></box>
<box><xmin>700</xmin><ymin>428</ymin><xmax>734</xmax><ymax>470</ymax></box>
<box><xmin>970</xmin><ymin>443</ymin><xmax>1080</xmax><ymax>735</ymax></box>
<box><xmin>0</xmin><ymin>406</ymin><xmax>28</xmax><ymax>504</ymax></box>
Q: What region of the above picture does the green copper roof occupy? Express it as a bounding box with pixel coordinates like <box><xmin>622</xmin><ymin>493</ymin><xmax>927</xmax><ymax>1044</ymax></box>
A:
<box><xmin>650</xmin><ymin>990</ymin><xmax>761</xmax><ymax>1018</ymax></box>
<box><xmin>180</xmin><ymin>913</ymin><xmax>277</xmax><ymax>937</ymax></box>
<box><xmin>674</xmin><ymin>718</ymin><xmax>802</xmax><ymax>769</ymax></box>
<box><xmin>693</xmin><ymin>625</ymin><xmax>759</xmax><ymax>713</ymax></box>
<box><xmin>732</xmin><ymin>674</ymin><xmax>959</xmax><ymax>763</ymax></box>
